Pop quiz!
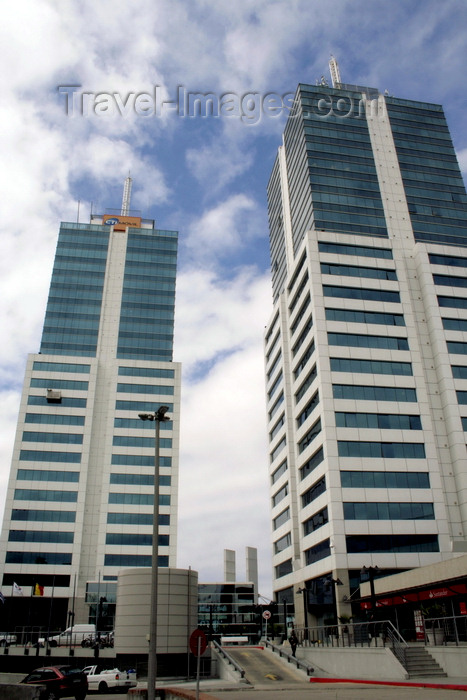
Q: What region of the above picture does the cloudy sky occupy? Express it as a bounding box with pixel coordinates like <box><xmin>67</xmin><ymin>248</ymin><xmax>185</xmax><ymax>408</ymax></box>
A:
<box><xmin>0</xmin><ymin>0</ymin><xmax>466</xmax><ymax>600</ymax></box>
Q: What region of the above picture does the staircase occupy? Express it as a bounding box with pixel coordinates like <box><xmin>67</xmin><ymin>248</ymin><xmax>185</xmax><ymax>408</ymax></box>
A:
<box><xmin>403</xmin><ymin>646</ymin><xmax>447</xmax><ymax>678</ymax></box>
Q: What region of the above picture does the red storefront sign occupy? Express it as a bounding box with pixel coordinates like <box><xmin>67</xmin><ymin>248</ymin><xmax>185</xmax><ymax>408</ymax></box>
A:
<box><xmin>360</xmin><ymin>582</ymin><xmax>467</xmax><ymax>609</ymax></box>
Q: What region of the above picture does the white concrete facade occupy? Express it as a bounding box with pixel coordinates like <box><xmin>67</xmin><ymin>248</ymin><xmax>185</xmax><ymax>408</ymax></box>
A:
<box><xmin>0</xmin><ymin>215</ymin><xmax>181</xmax><ymax>617</ymax></box>
<box><xmin>264</xmin><ymin>84</ymin><xmax>467</xmax><ymax>622</ymax></box>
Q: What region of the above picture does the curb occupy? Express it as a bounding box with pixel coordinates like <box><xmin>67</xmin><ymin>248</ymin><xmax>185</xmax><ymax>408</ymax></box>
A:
<box><xmin>309</xmin><ymin>677</ymin><xmax>467</xmax><ymax>691</ymax></box>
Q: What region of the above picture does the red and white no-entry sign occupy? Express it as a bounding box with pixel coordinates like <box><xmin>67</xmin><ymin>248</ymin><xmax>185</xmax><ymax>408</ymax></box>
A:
<box><xmin>262</xmin><ymin>610</ymin><xmax>271</xmax><ymax>620</ymax></box>
<box><xmin>189</xmin><ymin>629</ymin><xmax>208</xmax><ymax>656</ymax></box>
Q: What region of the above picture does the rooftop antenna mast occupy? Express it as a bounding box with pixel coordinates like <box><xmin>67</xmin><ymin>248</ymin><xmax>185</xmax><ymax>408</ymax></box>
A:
<box><xmin>121</xmin><ymin>173</ymin><xmax>132</xmax><ymax>216</ymax></box>
<box><xmin>329</xmin><ymin>54</ymin><xmax>341</xmax><ymax>88</ymax></box>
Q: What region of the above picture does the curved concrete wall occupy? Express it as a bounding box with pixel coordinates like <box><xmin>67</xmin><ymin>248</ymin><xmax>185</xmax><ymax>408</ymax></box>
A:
<box><xmin>115</xmin><ymin>568</ymin><xmax>198</xmax><ymax>654</ymax></box>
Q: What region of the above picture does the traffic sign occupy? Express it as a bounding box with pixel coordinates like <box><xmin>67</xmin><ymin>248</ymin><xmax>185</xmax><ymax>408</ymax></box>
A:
<box><xmin>189</xmin><ymin>629</ymin><xmax>208</xmax><ymax>656</ymax></box>
<box><xmin>262</xmin><ymin>610</ymin><xmax>271</xmax><ymax>620</ymax></box>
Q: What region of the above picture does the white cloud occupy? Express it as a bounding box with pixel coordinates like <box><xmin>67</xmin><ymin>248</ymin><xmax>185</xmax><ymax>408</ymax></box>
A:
<box><xmin>0</xmin><ymin>0</ymin><xmax>465</xmax><ymax>602</ymax></box>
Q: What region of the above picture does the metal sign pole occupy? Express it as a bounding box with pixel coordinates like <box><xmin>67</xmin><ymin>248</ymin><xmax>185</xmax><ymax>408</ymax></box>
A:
<box><xmin>196</xmin><ymin>636</ymin><xmax>201</xmax><ymax>700</ymax></box>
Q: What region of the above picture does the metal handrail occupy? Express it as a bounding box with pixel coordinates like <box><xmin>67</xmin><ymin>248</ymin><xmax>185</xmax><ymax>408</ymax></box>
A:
<box><xmin>294</xmin><ymin>619</ymin><xmax>407</xmax><ymax>649</ymax></box>
<box><xmin>212</xmin><ymin>640</ymin><xmax>246</xmax><ymax>678</ymax></box>
<box><xmin>424</xmin><ymin>614</ymin><xmax>467</xmax><ymax>646</ymax></box>
<box><xmin>263</xmin><ymin>638</ymin><xmax>314</xmax><ymax>676</ymax></box>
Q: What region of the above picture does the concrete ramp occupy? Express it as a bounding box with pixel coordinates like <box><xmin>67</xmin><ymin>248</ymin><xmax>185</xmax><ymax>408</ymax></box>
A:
<box><xmin>224</xmin><ymin>646</ymin><xmax>308</xmax><ymax>687</ymax></box>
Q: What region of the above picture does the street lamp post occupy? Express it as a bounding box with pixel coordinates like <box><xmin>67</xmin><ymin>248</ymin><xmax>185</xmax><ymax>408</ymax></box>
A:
<box><xmin>296</xmin><ymin>588</ymin><xmax>309</xmax><ymax>642</ymax></box>
<box><xmin>360</xmin><ymin>566</ymin><xmax>380</xmax><ymax>615</ymax></box>
<box><xmin>138</xmin><ymin>406</ymin><xmax>170</xmax><ymax>700</ymax></box>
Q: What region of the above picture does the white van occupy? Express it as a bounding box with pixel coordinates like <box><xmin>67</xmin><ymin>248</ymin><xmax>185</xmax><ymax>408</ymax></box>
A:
<box><xmin>44</xmin><ymin>624</ymin><xmax>96</xmax><ymax>647</ymax></box>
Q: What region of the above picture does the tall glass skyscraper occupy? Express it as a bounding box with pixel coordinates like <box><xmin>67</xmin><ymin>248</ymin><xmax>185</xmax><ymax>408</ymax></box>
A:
<box><xmin>0</xmin><ymin>209</ymin><xmax>181</xmax><ymax>627</ymax></box>
<box><xmin>264</xmin><ymin>79</ymin><xmax>467</xmax><ymax>626</ymax></box>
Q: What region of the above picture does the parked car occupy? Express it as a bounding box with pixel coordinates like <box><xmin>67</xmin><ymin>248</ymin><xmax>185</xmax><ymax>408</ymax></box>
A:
<box><xmin>0</xmin><ymin>632</ymin><xmax>17</xmax><ymax>646</ymax></box>
<box><xmin>39</xmin><ymin>624</ymin><xmax>96</xmax><ymax>647</ymax></box>
<box><xmin>83</xmin><ymin>665</ymin><xmax>137</xmax><ymax>692</ymax></box>
<box><xmin>21</xmin><ymin>665</ymin><xmax>87</xmax><ymax>699</ymax></box>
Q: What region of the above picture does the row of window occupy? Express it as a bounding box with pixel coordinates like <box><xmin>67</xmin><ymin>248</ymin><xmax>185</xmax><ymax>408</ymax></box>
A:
<box><xmin>328</xmin><ymin>332</ymin><xmax>409</xmax><ymax>350</ymax></box>
<box><xmin>336</xmin><ymin>412</ymin><xmax>422</xmax><ymax>430</ymax></box>
<box><xmin>321</xmin><ymin>263</ymin><xmax>397</xmax><ymax>281</ymax></box>
<box><xmin>338</xmin><ymin>441</ymin><xmax>425</xmax><ymax>458</ymax></box>
<box><xmin>9</xmin><ymin>530</ymin><xmax>74</xmax><ymax>543</ymax></box>
<box><xmin>104</xmin><ymin>554</ymin><xmax>169</xmax><ymax>567</ymax></box>
<box><xmin>330</xmin><ymin>358</ymin><xmax>412</xmax><ymax>376</ymax></box>
<box><xmin>17</xmin><ymin>469</ymin><xmax>79</xmax><ymax>483</ymax></box>
<box><xmin>22</xmin><ymin>431</ymin><xmax>83</xmax><ymax>445</ymax></box>
<box><xmin>108</xmin><ymin>493</ymin><xmax>171</xmax><ymax>505</ymax></box>
<box><xmin>276</xmin><ymin>534</ymin><xmax>440</xmax><ymax>578</ymax></box>
<box><xmin>105</xmin><ymin>533</ymin><xmax>169</xmax><ymax>546</ymax></box>
<box><xmin>6</xmin><ymin>552</ymin><xmax>72</xmax><ymax>565</ymax></box>
<box><xmin>343</xmin><ymin>502</ymin><xmax>434</xmax><ymax>520</ymax></box>
<box><xmin>19</xmin><ymin>450</ymin><xmax>81</xmax><ymax>463</ymax></box>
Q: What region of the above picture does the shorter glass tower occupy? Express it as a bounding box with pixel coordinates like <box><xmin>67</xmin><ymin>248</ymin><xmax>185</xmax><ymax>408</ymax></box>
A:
<box><xmin>0</xmin><ymin>211</ymin><xmax>181</xmax><ymax>629</ymax></box>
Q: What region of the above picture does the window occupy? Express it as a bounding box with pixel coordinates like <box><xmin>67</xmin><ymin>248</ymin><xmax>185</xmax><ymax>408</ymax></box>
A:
<box><xmin>25</xmin><ymin>413</ymin><xmax>85</xmax><ymax>426</ymax></box>
<box><xmin>107</xmin><ymin>512</ymin><xmax>169</xmax><ymax>525</ymax></box>
<box><xmin>6</xmin><ymin>552</ymin><xmax>72</xmax><ymax>565</ymax></box>
<box><xmin>14</xmin><ymin>489</ymin><xmax>77</xmax><ymax>503</ymax></box>
<box><xmin>271</xmin><ymin>460</ymin><xmax>287</xmax><ymax>485</ymax></box>
<box><xmin>333</xmin><ymin>385</ymin><xmax>417</xmax><ymax>402</ymax></box>
<box><xmin>448</xmin><ymin>342</ymin><xmax>467</xmax><ymax>355</ymax></box>
<box><xmin>268</xmin><ymin>371</ymin><xmax>283</xmax><ymax>401</ymax></box>
<box><xmin>274</xmin><ymin>533</ymin><xmax>291</xmax><ymax>553</ymax></box>
<box><xmin>116</xmin><ymin>383</ymin><xmax>174</xmax><ymax>395</ymax></box>
<box><xmin>328</xmin><ymin>332</ymin><xmax>409</xmax><ymax>350</ymax></box>
<box><xmin>346</xmin><ymin>534</ymin><xmax>439</xmax><ymax>553</ymax></box>
<box><xmin>273</xmin><ymin>508</ymin><xmax>290</xmax><ymax>530</ymax></box>
<box><xmin>338</xmin><ymin>441</ymin><xmax>426</xmax><ymax>458</ymax></box>
<box><xmin>108</xmin><ymin>493</ymin><xmax>170</xmax><ymax>505</ymax></box>
<box><xmin>104</xmin><ymin>554</ymin><xmax>169</xmax><ymax>567</ymax></box>
<box><xmin>335</xmin><ymin>413</ymin><xmax>422</xmax><ymax>430</ymax></box>
<box><xmin>11</xmin><ymin>509</ymin><xmax>76</xmax><ymax>522</ymax></box>
<box><xmin>119</xmin><ymin>366</ymin><xmax>174</xmax><ymax>378</ymax></box>
<box><xmin>302</xmin><ymin>476</ymin><xmax>326</xmax><ymax>507</ymax></box>
<box><xmin>297</xmin><ymin>390</ymin><xmax>319</xmax><ymax>427</ymax></box>
<box><xmin>295</xmin><ymin>368</ymin><xmax>317</xmax><ymax>403</ymax></box>
<box><xmin>444</xmin><ymin>318</ymin><xmax>467</xmax><ymax>331</ymax></box>
<box><xmin>321</xmin><ymin>262</ymin><xmax>397</xmax><ymax>281</ymax></box>
<box><xmin>22</xmin><ymin>431</ymin><xmax>83</xmax><ymax>445</ymax></box>
<box><xmin>318</xmin><ymin>241</ymin><xmax>393</xmax><ymax>259</ymax></box>
<box><xmin>303</xmin><ymin>507</ymin><xmax>328</xmax><ymax>536</ymax></box>
<box><xmin>324</xmin><ymin>285</ymin><xmax>400</xmax><ymax>303</ymax></box>
<box><xmin>331</xmin><ymin>358</ymin><xmax>412</xmax><ymax>376</ymax></box>
<box><xmin>112</xmin><ymin>436</ymin><xmax>172</xmax><ymax>449</ymax></box>
<box><xmin>326</xmin><ymin>308</ymin><xmax>405</xmax><ymax>326</ymax></box>
<box><xmin>19</xmin><ymin>450</ymin><xmax>81</xmax><ymax>463</ymax></box>
<box><xmin>344</xmin><ymin>502</ymin><xmax>434</xmax><ymax>520</ymax></box>
<box><xmin>304</xmin><ymin>538</ymin><xmax>331</xmax><ymax>565</ymax></box>
<box><xmin>298</xmin><ymin>418</ymin><xmax>321</xmax><ymax>454</ymax></box>
<box><xmin>294</xmin><ymin>344</ymin><xmax>315</xmax><ymax>380</ymax></box>
<box><xmin>272</xmin><ymin>484</ymin><xmax>288</xmax><ymax>508</ymax></box>
<box><xmin>111</xmin><ymin>454</ymin><xmax>171</xmax><ymax>467</ymax></box>
<box><xmin>340</xmin><ymin>471</ymin><xmax>430</xmax><ymax>489</ymax></box>
<box><xmin>109</xmin><ymin>473</ymin><xmax>171</xmax><ymax>486</ymax></box>
<box><xmin>9</xmin><ymin>530</ymin><xmax>74</xmax><ymax>543</ymax></box>
<box><xmin>17</xmin><ymin>469</ymin><xmax>80</xmax><ymax>482</ymax></box>
<box><xmin>292</xmin><ymin>318</ymin><xmax>313</xmax><ymax>357</ymax></box>
<box><xmin>300</xmin><ymin>446</ymin><xmax>324</xmax><ymax>481</ymax></box>
<box><xmin>32</xmin><ymin>361</ymin><xmax>90</xmax><ymax>373</ymax></box>
<box><xmin>105</xmin><ymin>533</ymin><xmax>169</xmax><ymax>546</ymax></box>
<box><xmin>271</xmin><ymin>437</ymin><xmax>286</xmax><ymax>463</ymax></box>
<box><xmin>275</xmin><ymin>559</ymin><xmax>293</xmax><ymax>578</ymax></box>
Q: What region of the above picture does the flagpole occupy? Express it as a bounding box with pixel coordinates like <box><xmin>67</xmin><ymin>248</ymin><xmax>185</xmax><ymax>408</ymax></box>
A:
<box><xmin>46</xmin><ymin>576</ymin><xmax>55</xmax><ymax>655</ymax></box>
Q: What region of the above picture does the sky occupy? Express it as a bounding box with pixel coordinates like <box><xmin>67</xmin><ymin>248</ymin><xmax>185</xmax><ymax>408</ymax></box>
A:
<box><xmin>0</xmin><ymin>0</ymin><xmax>466</xmax><ymax>601</ymax></box>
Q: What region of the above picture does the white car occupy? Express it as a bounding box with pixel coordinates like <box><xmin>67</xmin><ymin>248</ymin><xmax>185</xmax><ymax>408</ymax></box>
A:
<box><xmin>83</xmin><ymin>665</ymin><xmax>137</xmax><ymax>693</ymax></box>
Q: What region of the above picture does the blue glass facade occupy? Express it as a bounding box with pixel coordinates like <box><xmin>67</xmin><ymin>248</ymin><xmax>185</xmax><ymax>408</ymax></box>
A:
<box><xmin>40</xmin><ymin>222</ymin><xmax>177</xmax><ymax>360</ymax></box>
